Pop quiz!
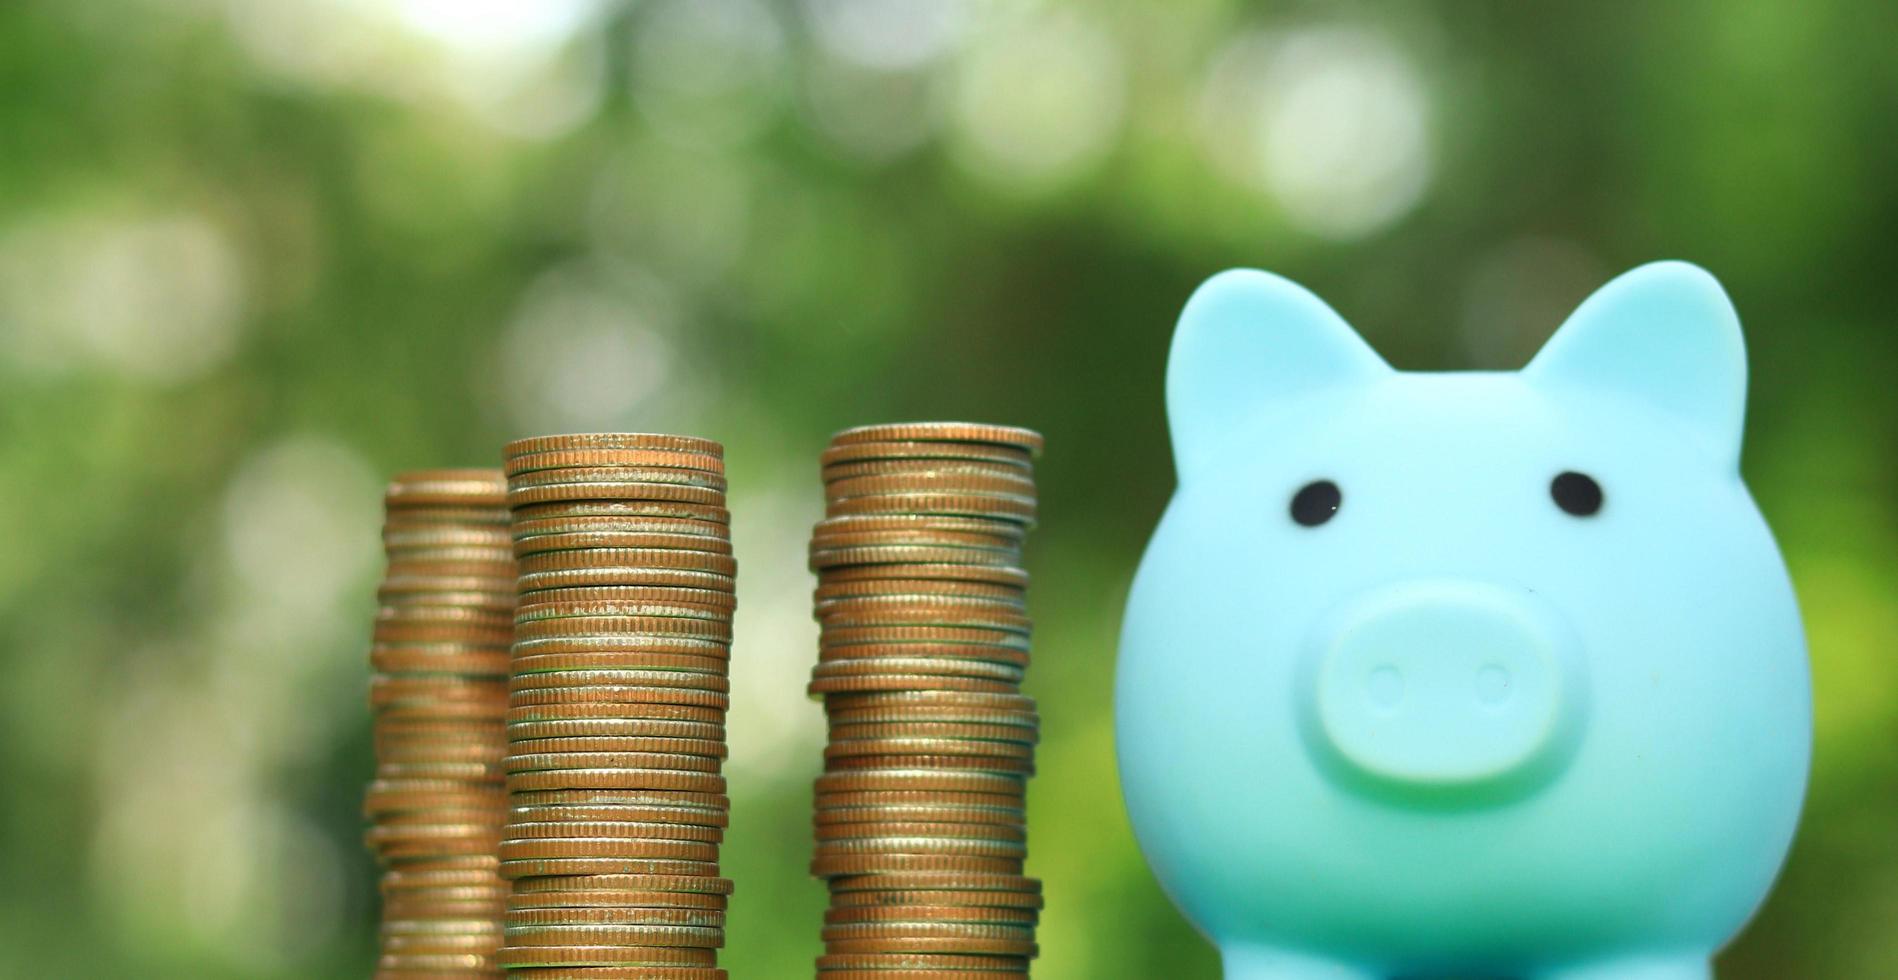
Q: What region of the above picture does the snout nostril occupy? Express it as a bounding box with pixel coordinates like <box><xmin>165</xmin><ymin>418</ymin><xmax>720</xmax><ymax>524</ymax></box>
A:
<box><xmin>1475</xmin><ymin>664</ymin><xmax>1513</xmax><ymax>705</ymax></box>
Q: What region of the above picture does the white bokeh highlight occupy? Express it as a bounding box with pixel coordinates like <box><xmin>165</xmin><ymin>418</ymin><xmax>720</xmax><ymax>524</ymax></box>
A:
<box><xmin>1200</xmin><ymin>26</ymin><xmax>1433</xmax><ymax>239</ymax></box>
<box><xmin>949</xmin><ymin>10</ymin><xmax>1126</xmax><ymax>191</ymax></box>
<box><xmin>496</xmin><ymin>263</ymin><xmax>687</xmax><ymax>435</ymax></box>
<box><xmin>631</xmin><ymin>0</ymin><xmax>786</xmax><ymax>148</ymax></box>
<box><xmin>0</xmin><ymin>210</ymin><xmax>246</xmax><ymax>383</ymax></box>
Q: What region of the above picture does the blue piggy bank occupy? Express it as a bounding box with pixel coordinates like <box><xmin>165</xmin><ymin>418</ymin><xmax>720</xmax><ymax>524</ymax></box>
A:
<box><xmin>1115</xmin><ymin>262</ymin><xmax>1810</xmax><ymax>979</ymax></box>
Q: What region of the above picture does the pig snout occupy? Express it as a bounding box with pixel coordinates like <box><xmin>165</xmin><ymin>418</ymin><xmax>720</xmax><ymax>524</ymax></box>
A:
<box><xmin>1302</xmin><ymin>580</ymin><xmax>1585</xmax><ymax>794</ymax></box>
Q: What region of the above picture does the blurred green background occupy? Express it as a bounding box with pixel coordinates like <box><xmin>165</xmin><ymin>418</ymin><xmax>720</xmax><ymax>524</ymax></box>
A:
<box><xmin>2</xmin><ymin>0</ymin><xmax>1893</xmax><ymax>976</ymax></box>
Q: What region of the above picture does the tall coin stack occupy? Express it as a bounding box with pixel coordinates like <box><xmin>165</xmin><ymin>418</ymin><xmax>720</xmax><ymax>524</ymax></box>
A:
<box><xmin>498</xmin><ymin>433</ymin><xmax>736</xmax><ymax>978</ymax></box>
<box><xmin>805</xmin><ymin>422</ymin><xmax>1046</xmax><ymax>977</ymax></box>
<box><xmin>365</xmin><ymin>469</ymin><xmax>515</xmax><ymax>978</ymax></box>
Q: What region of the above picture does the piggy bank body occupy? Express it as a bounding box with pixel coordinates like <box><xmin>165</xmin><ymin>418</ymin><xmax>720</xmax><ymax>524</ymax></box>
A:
<box><xmin>1116</xmin><ymin>263</ymin><xmax>1810</xmax><ymax>979</ymax></box>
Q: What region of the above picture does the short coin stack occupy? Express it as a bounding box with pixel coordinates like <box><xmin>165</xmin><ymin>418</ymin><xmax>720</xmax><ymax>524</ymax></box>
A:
<box><xmin>499</xmin><ymin>433</ymin><xmax>736</xmax><ymax>978</ymax></box>
<box><xmin>805</xmin><ymin>422</ymin><xmax>1046</xmax><ymax>977</ymax></box>
<box><xmin>364</xmin><ymin>469</ymin><xmax>515</xmax><ymax>978</ymax></box>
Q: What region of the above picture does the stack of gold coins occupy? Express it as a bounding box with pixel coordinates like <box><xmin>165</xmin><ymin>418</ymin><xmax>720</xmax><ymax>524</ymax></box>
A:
<box><xmin>805</xmin><ymin>422</ymin><xmax>1045</xmax><ymax>977</ymax></box>
<box><xmin>498</xmin><ymin>433</ymin><xmax>736</xmax><ymax>978</ymax></box>
<box><xmin>364</xmin><ymin>469</ymin><xmax>515</xmax><ymax>978</ymax></box>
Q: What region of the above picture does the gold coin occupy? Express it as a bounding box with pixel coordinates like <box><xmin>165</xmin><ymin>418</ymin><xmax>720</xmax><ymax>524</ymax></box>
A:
<box><xmin>820</xmin><ymin>460</ymin><xmax>1034</xmax><ymax>484</ymax></box>
<box><xmin>824</xmin><ymin>722</ymin><xmax>1036</xmax><ymax>745</ymax></box>
<box><xmin>378</xmin><ymin>603</ymin><xmax>515</xmax><ymax>625</ymax></box>
<box><xmin>503</xmin><ymin>926</ymin><xmax>723</xmax><ymax>951</ymax></box>
<box><xmin>510</xmin><ymin>873</ymin><xmax>734</xmax><ymax>896</ymax></box>
<box><xmin>825</xmin><ymin>493</ymin><xmax>1035</xmax><ymax>524</ymax></box>
<box><xmin>814</xmin><ymin>791</ymin><xmax>1024</xmax><ymax>812</ymax></box>
<box><xmin>382</xmin><ymin>544</ymin><xmax>518</xmax><ymax>564</ymax></box>
<box><xmin>812</xmin><ymin>514</ymin><xmax>1027</xmax><ymax>539</ymax></box>
<box><xmin>814</xmin><ymin>805</ymin><xmax>1024</xmax><ymax>828</ymax></box>
<box><xmin>507</xmin><ymin>687</ymin><xmax>729</xmax><ymax>711</ymax></box>
<box><xmin>511</xmin><ymin>515</ymin><xmax>730</xmax><ymax>541</ymax></box>
<box><xmin>815</xmin><ymin>822</ymin><xmax>1027</xmax><ymax>843</ymax></box>
<box><xmin>817</xmin><ymin>594</ymin><xmax>1028</xmax><ymax>617</ymax></box>
<box><xmin>507</xmin><ymin>788</ymin><xmax>728</xmax><ymax>810</ymax></box>
<box><xmin>510</xmin><ymin>635</ymin><xmax>730</xmax><ymax>658</ymax></box>
<box><xmin>517</xmin><ymin>549</ymin><xmax>737</xmax><ymax>576</ymax></box>
<box><xmin>371</xmin><ymin>624</ymin><xmax>515</xmax><ymax>647</ymax></box>
<box><xmin>823</xmin><ymin>691</ymin><xmax>1036</xmax><ymax>714</ymax></box>
<box><xmin>814</xmin><ymin>579</ymin><xmax>1025</xmax><ymax>604</ymax></box>
<box><xmin>497</xmin><ymin>838</ymin><xmax>719</xmax><ymax>863</ymax></box>
<box><xmin>375</xmin><ymin>739</ymin><xmax>507</xmax><ymax>763</ymax></box>
<box><xmin>819</xmin><ymin>439</ymin><xmax>1035</xmax><ymax>470</ymax></box>
<box><xmin>817</xmin><ymin>644</ymin><xmax>1028</xmax><ymax>669</ymax></box>
<box><xmin>823</xmin><ymin>904</ymin><xmax>1036</xmax><ymax>925</ymax></box>
<box><xmin>505</xmin><ymin>703</ymin><xmax>726</xmax><ymax>726</ymax></box>
<box><xmin>824</xmin><ymin>472</ymin><xmax>1035</xmax><ymax>501</ymax></box>
<box><xmin>823</xmin><ymin>919</ymin><xmax>1035</xmax><ymax>940</ymax></box>
<box><xmin>507</xmin><ymin>482</ymin><xmax>725</xmax><ymax>509</ymax></box>
<box><xmin>505</xmin><ymin>752</ymin><xmax>723</xmax><ymax>775</ymax></box>
<box><xmin>824</xmin><ymin>737</ymin><xmax>1033</xmax><ymax>761</ymax></box>
<box><xmin>821</xmin><ymin>705</ymin><xmax>1037</xmax><ymax>729</ymax></box>
<box><xmin>506</xmin><ymin>906</ymin><xmax>725</xmax><ymax>928</ymax></box>
<box><xmin>820</xmin><ymin>940</ymin><xmax>1035</xmax><ymax>959</ymax></box>
<box><xmin>810</xmin><ymin>854</ymin><xmax>1025</xmax><ymax>878</ymax></box>
<box><xmin>505</xmin><ymin>448</ymin><xmax>726</xmax><ymax>477</ymax></box>
<box><xmin>808</xmin><ymin>545</ymin><xmax>1023</xmax><ymax>572</ymax></box>
<box><xmin>503</xmin><ymin>433</ymin><xmax>724</xmax><ymax>460</ymax></box>
<box><xmin>386</xmin><ymin>469</ymin><xmax>509</xmax><ymax>506</ymax></box>
<box><xmin>512</xmin><ymin>653</ymin><xmax>729</xmax><ymax>676</ymax></box>
<box><xmin>813</xmin><ymin>771</ymin><xmax>1024</xmax><ymax>796</ymax></box>
<box><xmin>810</xmin><ymin>658</ymin><xmax>1025</xmax><ymax>683</ymax></box>
<box><xmin>510</xmin><ymin>499</ymin><xmax>730</xmax><ymax>525</ymax></box>
<box><xmin>508</xmin><ymin>466</ymin><xmax>728</xmax><ymax>493</ymax></box>
<box><xmin>823</xmin><ymin>754</ymin><xmax>1033</xmax><ymax>776</ymax></box>
<box><xmin>508</xmin><ymin>806</ymin><xmax>729</xmax><ymax>829</ymax></box>
<box><xmin>511</xmin><ymin>617</ymin><xmax>731</xmax><ymax>642</ymax></box>
<box><xmin>818</xmin><ymin>626</ymin><xmax>1027</xmax><ymax>650</ymax></box>
<box><xmin>504</xmin><ymin>820</ymin><xmax>721</xmax><ymax>843</ymax></box>
<box><xmin>812</xmin><ymin>600</ymin><xmax>1032</xmax><ymax>630</ymax></box>
<box><xmin>372</xmin><ymin>649</ymin><xmax>512</xmax><ymax>677</ymax></box>
<box><xmin>517</xmin><ymin>567</ymin><xmax>736</xmax><ymax>594</ymax></box>
<box><xmin>505</xmin><ymin>769</ymin><xmax>726</xmax><ymax>795</ymax></box>
<box><xmin>518</xmin><ymin>585</ymin><xmax>735</xmax><ymax>611</ymax></box>
<box><xmin>827</xmin><ymin>423</ymin><xmax>1042</xmax><ymax>454</ymax></box>
<box><xmin>499</xmin><ymin>857</ymin><xmax>721</xmax><ymax>880</ymax></box>
<box><xmin>515</xmin><ymin>600</ymin><xmax>733</xmax><ymax>623</ymax></box>
<box><xmin>826</xmin><ymin>872</ymin><xmax>1039</xmax><ymax>893</ymax></box>
<box><xmin>495</xmin><ymin>943</ymin><xmax>717</xmax><ymax>967</ymax></box>
<box><xmin>509</xmin><ymin>737</ymin><xmax>726</xmax><ymax>759</ymax></box>
<box><xmin>383</xmin><ymin>525</ymin><xmax>514</xmax><ymax>548</ymax></box>
<box><xmin>516</xmin><ymin>532</ymin><xmax>734</xmax><ymax>558</ymax></box>
<box><xmin>815</xmin><ymin>951</ymin><xmax>1028</xmax><ymax>970</ymax></box>
<box><xmin>508</xmin><ymin>671</ymin><xmax>731</xmax><ymax>694</ymax></box>
<box><xmin>507</xmin><ymin>889</ymin><xmax>727</xmax><ymax>912</ymax></box>
<box><xmin>508</xmin><ymin>809</ymin><xmax>728</xmax><ymax>831</ymax></box>
<box><xmin>807</xmin><ymin>675</ymin><xmax>1022</xmax><ymax>697</ymax></box>
<box><xmin>817</xmin><ymin>564</ymin><xmax>1026</xmax><ymax>588</ymax></box>
<box><xmin>506</xmin><ymin>719</ymin><xmax>725</xmax><ymax>742</ymax></box>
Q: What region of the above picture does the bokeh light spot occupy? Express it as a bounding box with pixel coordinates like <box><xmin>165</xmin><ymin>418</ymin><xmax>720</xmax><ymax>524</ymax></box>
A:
<box><xmin>631</xmin><ymin>0</ymin><xmax>786</xmax><ymax>148</ymax></box>
<box><xmin>1201</xmin><ymin>26</ymin><xmax>1433</xmax><ymax>239</ymax></box>
<box><xmin>949</xmin><ymin>11</ymin><xmax>1126</xmax><ymax>191</ymax></box>
<box><xmin>0</xmin><ymin>211</ymin><xmax>246</xmax><ymax>383</ymax></box>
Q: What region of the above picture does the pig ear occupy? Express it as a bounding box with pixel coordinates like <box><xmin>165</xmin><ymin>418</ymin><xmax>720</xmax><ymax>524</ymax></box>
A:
<box><xmin>1167</xmin><ymin>269</ymin><xmax>1390</xmax><ymax>478</ymax></box>
<box><xmin>1524</xmin><ymin>261</ymin><xmax>1747</xmax><ymax>469</ymax></box>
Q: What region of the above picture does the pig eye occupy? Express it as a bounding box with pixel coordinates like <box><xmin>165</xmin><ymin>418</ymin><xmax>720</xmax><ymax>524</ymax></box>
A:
<box><xmin>1290</xmin><ymin>480</ymin><xmax>1342</xmax><ymax>527</ymax></box>
<box><xmin>1551</xmin><ymin>471</ymin><xmax>1604</xmax><ymax>517</ymax></box>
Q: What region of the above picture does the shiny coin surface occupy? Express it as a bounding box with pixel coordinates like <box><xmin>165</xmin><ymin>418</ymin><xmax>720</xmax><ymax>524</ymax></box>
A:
<box><xmin>802</xmin><ymin>424</ymin><xmax>1045</xmax><ymax>969</ymax></box>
